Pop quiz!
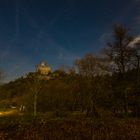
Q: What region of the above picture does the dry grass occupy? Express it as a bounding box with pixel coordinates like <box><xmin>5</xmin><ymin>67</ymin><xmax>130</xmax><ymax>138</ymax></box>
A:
<box><xmin>0</xmin><ymin>117</ymin><xmax>140</xmax><ymax>140</ymax></box>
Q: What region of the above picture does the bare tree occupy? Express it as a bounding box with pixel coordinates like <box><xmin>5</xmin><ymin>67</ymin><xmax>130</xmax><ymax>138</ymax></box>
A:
<box><xmin>103</xmin><ymin>25</ymin><xmax>134</xmax><ymax>116</ymax></box>
<box><xmin>26</xmin><ymin>72</ymin><xmax>43</xmax><ymax>117</ymax></box>
<box><xmin>75</xmin><ymin>54</ymin><xmax>108</xmax><ymax>77</ymax></box>
<box><xmin>104</xmin><ymin>25</ymin><xmax>133</xmax><ymax>75</ymax></box>
<box><xmin>75</xmin><ymin>53</ymin><xmax>107</xmax><ymax>117</ymax></box>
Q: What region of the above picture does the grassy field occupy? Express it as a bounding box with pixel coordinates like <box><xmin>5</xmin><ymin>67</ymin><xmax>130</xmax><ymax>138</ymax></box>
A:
<box><xmin>0</xmin><ymin>115</ymin><xmax>140</xmax><ymax>140</ymax></box>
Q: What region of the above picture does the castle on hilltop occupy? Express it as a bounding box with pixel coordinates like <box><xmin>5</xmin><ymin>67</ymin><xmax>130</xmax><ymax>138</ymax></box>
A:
<box><xmin>36</xmin><ymin>61</ymin><xmax>51</xmax><ymax>75</ymax></box>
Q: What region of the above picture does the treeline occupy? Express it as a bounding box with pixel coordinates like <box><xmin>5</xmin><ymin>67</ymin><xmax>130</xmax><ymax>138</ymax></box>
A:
<box><xmin>0</xmin><ymin>25</ymin><xmax>140</xmax><ymax>118</ymax></box>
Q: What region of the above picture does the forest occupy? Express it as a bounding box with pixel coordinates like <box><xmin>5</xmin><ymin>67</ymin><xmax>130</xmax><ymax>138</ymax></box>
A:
<box><xmin>0</xmin><ymin>25</ymin><xmax>140</xmax><ymax>139</ymax></box>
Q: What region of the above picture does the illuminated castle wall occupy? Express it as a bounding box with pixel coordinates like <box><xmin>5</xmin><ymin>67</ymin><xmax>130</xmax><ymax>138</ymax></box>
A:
<box><xmin>36</xmin><ymin>61</ymin><xmax>51</xmax><ymax>75</ymax></box>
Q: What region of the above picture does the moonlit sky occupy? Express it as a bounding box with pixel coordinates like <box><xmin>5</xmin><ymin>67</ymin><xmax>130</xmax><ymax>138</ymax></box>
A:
<box><xmin>0</xmin><ymin>0</ymin><xmax>140</xmax><ymax>81</ymax></box>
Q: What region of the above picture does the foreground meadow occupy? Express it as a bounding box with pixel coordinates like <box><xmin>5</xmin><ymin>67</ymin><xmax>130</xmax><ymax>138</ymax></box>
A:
<box><xmin>0</xmin><ymin>115</ymin><xmax>140</xmax><ymax>140</ymax></box>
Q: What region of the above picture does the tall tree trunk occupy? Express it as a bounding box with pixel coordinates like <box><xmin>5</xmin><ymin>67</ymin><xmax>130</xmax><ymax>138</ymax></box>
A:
<box><xmin>34</xmin><ymin>93</ymin><xmax>37</xmax><ymax>117</ymax></box>
<box><xmin>124</xmin><ymin>90</ymin><xmax>128</xmax><ymax>116</ymax></box>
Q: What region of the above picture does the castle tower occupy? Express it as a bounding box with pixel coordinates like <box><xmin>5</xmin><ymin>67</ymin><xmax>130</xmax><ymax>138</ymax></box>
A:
<box><xmin>36</xmin><ymin>61</ymin><xmax>51</xmax><ymax>75</ymax></box>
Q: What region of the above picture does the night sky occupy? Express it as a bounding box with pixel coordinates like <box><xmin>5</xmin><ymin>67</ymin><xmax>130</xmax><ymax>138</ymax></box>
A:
<box><xmin>0</xmin><ymin>0</ymin><xmax>140</xmax><ymax>81</ymax></box>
